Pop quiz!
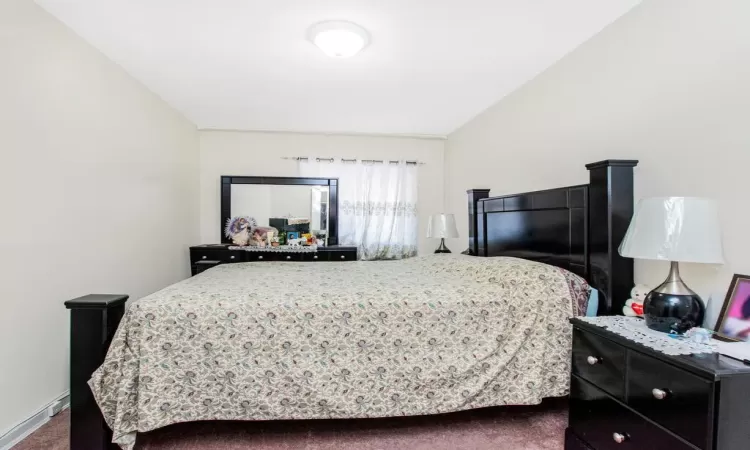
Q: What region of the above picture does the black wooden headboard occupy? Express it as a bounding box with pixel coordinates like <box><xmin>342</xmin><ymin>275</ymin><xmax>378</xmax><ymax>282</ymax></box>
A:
<box><xmin>467</xmin><ymin>160</ymin><xmax>638</xmax><ymax>315</ymax></box>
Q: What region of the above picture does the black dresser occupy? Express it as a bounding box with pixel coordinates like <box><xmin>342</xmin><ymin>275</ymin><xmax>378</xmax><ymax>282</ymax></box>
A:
<box><xmin>189</xmin><ymin>244</ymin><xmax>358</xmax><ymax>275</ymax></box>
<box><xmin>567</xmin><ymin>318</ymin><xmax>750</xmax><ymax>450</ymax></box>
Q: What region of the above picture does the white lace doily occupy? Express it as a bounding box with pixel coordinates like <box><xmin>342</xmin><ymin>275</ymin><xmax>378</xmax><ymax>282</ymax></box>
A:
<box><xmin>578</xmin><ymin>316</ymin><xmax>716</xmax><ymax>355</ymax></box>
<box><xmin>228</xmin><ymin>245</ymin><xmax>318</xmax><ymax>253</ymax></box>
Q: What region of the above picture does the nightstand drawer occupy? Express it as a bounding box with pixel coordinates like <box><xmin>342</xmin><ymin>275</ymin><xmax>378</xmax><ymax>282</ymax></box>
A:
<box><xmin>572</xmin><ymin>329</ymin><xmax>627</xmax><ymax>400</ymax></box>
<box><xmin>628</xmin><ymin>352</ymin><xmax>713</xmax><ymax>449</ymax></box>
<box><xmin>570</xmin><ymin>376</ymin><xmax>693</xmax><ymax>450</ymax></box>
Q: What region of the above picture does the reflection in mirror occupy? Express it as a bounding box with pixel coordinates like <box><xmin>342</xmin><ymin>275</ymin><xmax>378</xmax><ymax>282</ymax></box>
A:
<box><xmin>310</xmin><ymin>186</ymin><xmax>328</xmax><ymax>232</ymax></box>
<box><xmin>230</xmin><ymin>185</ymin><xmax>330</xmax><ymax>240</ymax></box>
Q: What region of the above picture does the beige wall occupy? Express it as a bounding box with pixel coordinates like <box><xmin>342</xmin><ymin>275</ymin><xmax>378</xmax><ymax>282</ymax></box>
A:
<box><xmin>445</xmin><ymin>0</ymin><xmax>750</xmax><ymax>325</ymax></box>
<box><xmin>0</xmin><ymin>0</ymin><xmax>199</xmax><ymax>436</ymax></box>
<box><xmin>199</xmin><ymin>131</ymin><xmax>445</xmax><ymax>255</ymax></box>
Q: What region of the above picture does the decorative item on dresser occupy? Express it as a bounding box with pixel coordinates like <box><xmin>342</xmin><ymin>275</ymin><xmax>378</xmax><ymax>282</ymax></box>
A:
<box><xmin>426</xmin><ymin>213</ymin><xmax>459</xmax><ymax>253</ymax></box>
<box><xmin>224</xmin><ymin>215</ymin><xmax>256</xmax><ymax>246</ymax></box>
<box><xmin>619</xmin><ymin>197</ymin><xmax>725</xmax><ymax>333</ymax></box>
<box><xmin>190</xmin><ymin>244</ymin><xmax>358</xmax><ymax>275</ymax></box>
<box><xmin>566</xmin><ymin>317</ymin><xmax>750</xmax><ymax>450</ymax></box>
<box><xmin>467</xmin><ymin>159</ymin><xmax>639</xmax><ymax>315</ymax></box>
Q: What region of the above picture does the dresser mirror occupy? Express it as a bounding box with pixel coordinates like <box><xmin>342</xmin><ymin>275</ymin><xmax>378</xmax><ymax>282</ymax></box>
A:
<box><xmin>231</xmin><ymin>185</ymin><xmax>330</xmax><ymax>234</ymax></box>
<box><xmin>221</xmin><ymin>176</ymin><xmax>339</xmax><ymax>245</ymax></box>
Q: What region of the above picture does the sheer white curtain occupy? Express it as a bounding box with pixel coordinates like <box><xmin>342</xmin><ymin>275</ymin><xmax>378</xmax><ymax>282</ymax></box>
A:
<box><xmin>299</xmin><ymin>159</ymin><xmax>418</xmax><ymax>260</ymax></box>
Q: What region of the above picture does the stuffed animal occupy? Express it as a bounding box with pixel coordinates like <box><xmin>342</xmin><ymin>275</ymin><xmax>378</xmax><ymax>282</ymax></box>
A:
<box><xmin>623</xmin><ymin>284</ymin><xmax>650</xmax><ymax>317</ymax></box>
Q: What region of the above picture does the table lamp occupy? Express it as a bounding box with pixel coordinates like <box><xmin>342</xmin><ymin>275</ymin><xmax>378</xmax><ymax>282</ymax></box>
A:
<box><xmin>427</xmin><ymin>213</ymin><xmax>459</xmax><ymax>253</ymax></box>
<box><xmin>619</xmin><ymin>197</ymin><xmax>724</xmax><ymax>333</ymax></box>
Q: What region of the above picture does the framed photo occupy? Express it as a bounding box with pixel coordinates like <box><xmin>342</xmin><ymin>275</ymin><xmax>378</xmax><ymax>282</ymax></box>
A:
<box><xmin>715</xmin><ymin>274</ymin><xmax>750</xmax><ymax>342</ymax></box>
<box><xmin>287</xmin><ymin>231</ymin><xmax>300</xmax><ymax>240</ymax></box>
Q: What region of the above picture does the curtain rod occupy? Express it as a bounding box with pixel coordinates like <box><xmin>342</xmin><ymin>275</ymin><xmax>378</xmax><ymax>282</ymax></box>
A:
<box><xmin>281</xmin><ymin>156</ymin><xmax>425</xmax><ymax>165</ymax></box>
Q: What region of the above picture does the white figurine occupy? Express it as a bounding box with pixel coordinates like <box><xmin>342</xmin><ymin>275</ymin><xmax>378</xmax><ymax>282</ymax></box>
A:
<box><xmin>287</xmin><ymin>238</ymin><xmax>304</xmax><ymax>247</ymax></box>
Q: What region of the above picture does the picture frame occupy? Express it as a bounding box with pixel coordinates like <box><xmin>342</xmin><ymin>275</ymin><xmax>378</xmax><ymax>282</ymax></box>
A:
<box><xmin>714</xmin><ymin>274</ymin><xmax>750</xmax><ymax>342</ymax></box>
<box><xmin>287</xmin><ymin>231</ymin><xmax>300</xmax><ymax>240</ymax></box>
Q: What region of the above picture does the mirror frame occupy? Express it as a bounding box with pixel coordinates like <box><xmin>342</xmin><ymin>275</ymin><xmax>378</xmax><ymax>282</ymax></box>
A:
<box><xmin>220</xmin><ymin>176</ymin><xmax>339</xmax><ymax>245</ymax></box>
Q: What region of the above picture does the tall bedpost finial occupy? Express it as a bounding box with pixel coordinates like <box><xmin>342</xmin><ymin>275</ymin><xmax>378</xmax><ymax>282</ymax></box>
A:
<box><xmin>467</xmin><ymin>189</ymin><xmax>491</xmax><ymax>256</ymax></box>
<box><xmin>586</xmin><ymin>160</ymin><xmax>639</xmax><ymax>315</ymax></box>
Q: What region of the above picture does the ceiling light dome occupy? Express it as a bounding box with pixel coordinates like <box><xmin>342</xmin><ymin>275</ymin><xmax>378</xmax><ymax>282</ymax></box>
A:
<box><xmin>307</xmin><ymin>21</ymin><xmax>370</xmax><ymax>58</ymax></box>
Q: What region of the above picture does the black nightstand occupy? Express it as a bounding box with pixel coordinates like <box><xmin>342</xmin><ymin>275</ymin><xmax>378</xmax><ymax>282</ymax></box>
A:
<box><xmin>566</xmin><ymin>318</ymin><xmax>750</xmax><ymax>450</ymax></box>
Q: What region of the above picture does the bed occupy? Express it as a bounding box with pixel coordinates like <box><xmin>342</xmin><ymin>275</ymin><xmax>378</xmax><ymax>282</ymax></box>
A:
<box><xmin>66</xmin><ymin>159</ymin><xmax>638</xmax><ymax>450</ymax></box>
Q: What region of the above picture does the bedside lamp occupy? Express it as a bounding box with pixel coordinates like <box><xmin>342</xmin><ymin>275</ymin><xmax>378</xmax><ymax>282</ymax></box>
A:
<box><xmin>619</xmin><ymin>197</ymin><xmax>724</xmax><ymax>333</ymax></box>
<box><xmin>427</xmin><ymin>213</ymin><xmax>459</xmax><ymax>253</ymax></box>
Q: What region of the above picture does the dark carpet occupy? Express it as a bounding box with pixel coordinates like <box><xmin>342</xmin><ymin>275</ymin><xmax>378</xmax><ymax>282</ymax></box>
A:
<box><xmin>13</xmin><ymin>399</ymin><xmax>568</xmax><ymax>450</ymax></box>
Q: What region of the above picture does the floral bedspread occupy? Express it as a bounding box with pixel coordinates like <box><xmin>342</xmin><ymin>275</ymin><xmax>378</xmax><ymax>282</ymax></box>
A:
<box><xmin>90</xmin><ymin>255</ymin><xmax>589</xmax><ymax>449</ymax></box>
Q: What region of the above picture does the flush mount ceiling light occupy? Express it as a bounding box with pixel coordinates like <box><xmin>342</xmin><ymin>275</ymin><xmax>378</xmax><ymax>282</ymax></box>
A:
<box><xmin>307</xmin><ymin>21</ymin><xmax>370</xmax><ymax>58</ymax></box>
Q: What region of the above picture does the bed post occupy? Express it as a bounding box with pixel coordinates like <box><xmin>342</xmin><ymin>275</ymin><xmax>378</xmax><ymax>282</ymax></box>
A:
<box><xmin>65</xmin><ymin>294</ymin><xmax>128</xmax><ymax>450</ymax></box>
<box><xmin>586</xmin><ymin>160</ymin><xmax>638</xmax><ymax>315</ymax></box>
<box><xmin>467</xmin><ymin>189</ymin><xmax>491</xmax><ymax>255</ymax></box>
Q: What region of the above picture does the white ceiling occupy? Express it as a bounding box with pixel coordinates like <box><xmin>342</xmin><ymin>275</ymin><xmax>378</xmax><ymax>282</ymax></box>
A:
<box><xmin>36</xmin><ymin>0</ymin><xmax>640</xmax><ymax>136</ymax></box>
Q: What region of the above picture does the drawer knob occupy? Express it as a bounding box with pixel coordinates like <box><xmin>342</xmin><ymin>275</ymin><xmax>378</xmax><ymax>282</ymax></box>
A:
<box><xmin>652</xmin><ymin>388</ymin><xmax>669</xmax><ymax>400</ymax></box>
<box><xmin>258</xmin><ymin>255</ymin><xmax>263</xmax><ymax>260</ymax></box>
<box><xmin>612</xmin><ymin>433</ymin><xmax>628</xmax><ymax>444</ymax></box>
<box><xmin>230</xmin><ymin>255</ymin><xmax>235</xmax><ymax>260</ymax></box>
<box><xmin>586</xmin><ymin>356</ymin><xmax>600</xmax><ymax>365</ymax></box>
<box><xmin>286</xmin><ymin>255</ymin><xmax>291</xmax><ymax>260</ymax></box>
<box><xmin>313</xmin><ymin>255</ymin><xmax>318</xmax><ymax>260</ymax></box>
<box><xmin>340</xmin><ymin>255</ymin><xmax>346</xmax><ymax>260</ymax></box>
<box><xmin>202</xmin><ymin>255</ymin><xmax>207</xmax><ymax>260</ymax></box>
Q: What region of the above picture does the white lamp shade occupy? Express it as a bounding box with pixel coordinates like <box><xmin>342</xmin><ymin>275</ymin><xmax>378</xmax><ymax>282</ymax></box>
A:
<box><xmin>427</xmin><ymin>213</ymin><xmax>459</xmax><ymax>239</ymax></box>
<box><xmin>619</xmin><ymin>197</ymin><xmax>724</xmax><ymax>264</ymax></box>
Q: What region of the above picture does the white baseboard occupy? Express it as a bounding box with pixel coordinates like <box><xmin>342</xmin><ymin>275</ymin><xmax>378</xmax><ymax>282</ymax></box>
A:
<box><xmin>0</xmin><ymin>392</ymin><xmax>70</xmax><ymax>450</ymax></box>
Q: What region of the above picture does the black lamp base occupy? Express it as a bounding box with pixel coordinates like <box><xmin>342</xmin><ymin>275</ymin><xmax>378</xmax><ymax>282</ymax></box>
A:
<box><xmin>644</xmin><ymin>261</ymin><xmax>705</xmax><ymax>334</ymax></box>
<box><xmin>645</xmin><ymin>291</ymin><xmax>705</xmax><ymax>334</ymax></box>
<box><xmin>434</xmin><ymin>238</ymin><xmax>452</xmax><ymax>253</ymax></box>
